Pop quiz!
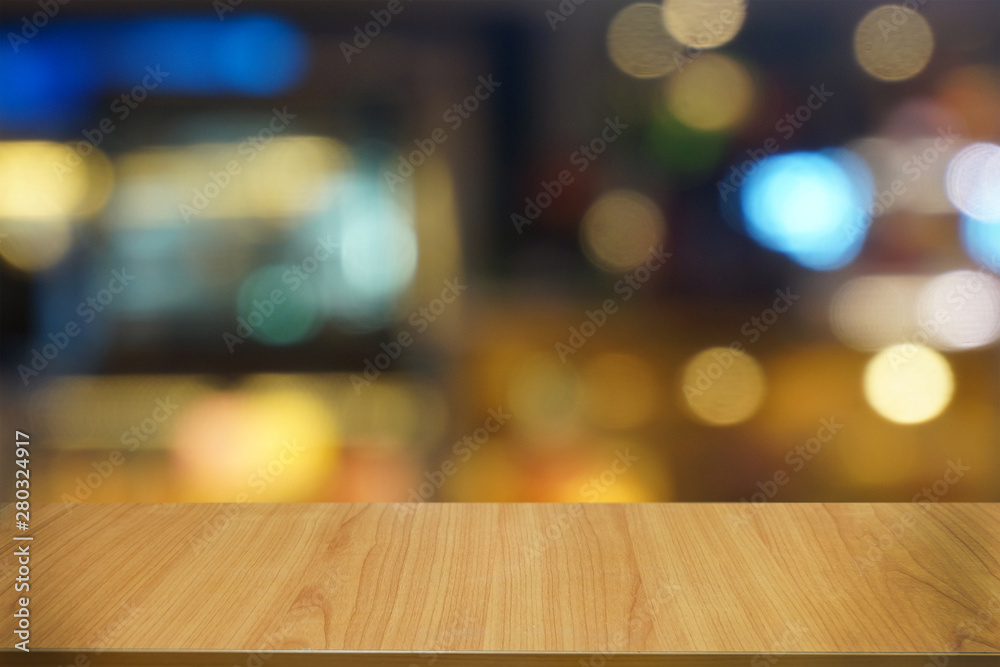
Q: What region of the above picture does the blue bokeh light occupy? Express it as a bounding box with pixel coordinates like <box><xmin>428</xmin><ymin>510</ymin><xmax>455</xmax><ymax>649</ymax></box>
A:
<box><xmin>0</xmin><ymin>15</ymin><xmax>307</xmax><ymax>132</ymax></box>
<box><xmin>961</xmin><ymin>215</ymin><xmax>1000</xmax><ymax>274</ymax></box>
<box><xmin>740</xmin><ymin>151</ymin><xmax>872</xmax><ymax>271</ymax></box>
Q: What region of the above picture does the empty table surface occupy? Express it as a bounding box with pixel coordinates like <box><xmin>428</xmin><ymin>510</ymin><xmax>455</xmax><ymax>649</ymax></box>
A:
<box><xmin>2</xmin><ymin>502</ymin><xmax>998</xmax><ymax>665</ymax></box>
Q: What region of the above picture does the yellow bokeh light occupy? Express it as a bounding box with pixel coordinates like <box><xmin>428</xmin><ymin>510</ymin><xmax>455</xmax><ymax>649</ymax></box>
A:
<box><xmin>172</xmin><ymin>386</ymin><xmax>340</xmax><ymax>501</ymax></box>
<box><xmin>0</xmin><ymin>141</ymin><xmax>113</xmax><ymax>221</ymax></box>
<box><xmin>580</xmin><ymin>353</ymin><xmax>659</xmax><ymax>429</ymax></box>
<box><xmin>681</xmin><ymin>347</ymin><xmax>765</xmax><ymax>426</ymax></box>
<box><xmin>607</xmin><ymin>3</ymin><xmax>684</xmax><ymax>79</ymax></box>
<box><xmin>662</xmin><ymin>0</ymin><xmax>747</xmax><ymax>49</ymax></box>
<box><xmin>580</xmin><ymin>190</ymin><xmax>667</xmax><ymax>273</ymax></box>
<box><xmin>0</xmin><ymin>218</ymin><xmax>73</xmax><ymax>273</ymax></box>
<box><xmin>666</xmin><ymin>53</ymin><xmax>754</xmax><ymax>131</ymax></box>
<box><xmin>0</xmin><ymin>141</ymin><xmax>114</xmax><ymax>271</ymax></box>
<box><xmin>114</xmin><ymin>136</ymin><xmax>350</xmax><ymax>226</ymax></box>
<box><xmin>863</xmin><ymin>344</ymin><xmax>954</xmax><ymax>424</ymax></box>
<box><xmin>854</xmin><ymin>5</ymin><xmax>934</xmax><ymax>81</ymax></box>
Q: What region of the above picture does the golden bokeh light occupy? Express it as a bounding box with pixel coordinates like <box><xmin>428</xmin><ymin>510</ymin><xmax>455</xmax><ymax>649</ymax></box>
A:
<box><xmin>662</xmin><ymin>0</ymin><xmax>747</xmax><ymax>49</ymax></box>
<box><xmin>580</xmin><ymin>352</ymin><xmax>659</xmax><ymax>429</ymax></box>
<box><xmin>0</xmin><ymin>141</ymin><xmax>113</xmax><ymax>221</ymax></box>
<box><xmin>863</xmin><ymin>344</ymin><xmax>954</xmax><ymax>424</ymax></box>
<box><xmin>0</xmin><ymin>218</ymin><xmax>73</xmax><ymax>273</ymax></box>
<box><xmin>580</xmin><ymin>190</ymin><xmax>667</xmax><ymax>273</ymax></box>
<box><xmin>681</xmin><ymin>347</ymin><xmax>765</xmax><ymax>426</ymax></box>
<box><xmin>854</xmin><ymin>5</ymin><xmax>934</xmax><ymax>81</ymax></box>
<box><xmin>0</xmin><ymin>141</ymin><xmax>114</xmax><ymax>271</ymax></box>
<box><xmin>666</xmin><ymin>53</ymin><xmax>754</xmax><ymax>131</ymax></box>
<box><xmin>607</xmin><ymin>3</ymin><xmax>684</xmax><ymax>78</ymax></box>
<box><xmin>172</xmin><ymin>386</ymin><xmax>340</xmax><ymax>501</ymax></box>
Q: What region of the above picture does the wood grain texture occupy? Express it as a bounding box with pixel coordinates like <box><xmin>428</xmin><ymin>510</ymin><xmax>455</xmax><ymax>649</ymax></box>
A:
<box><xmin>2</xmin><ymin>503</ymin><xmax>999</xmax><ymax>666</ymax></box>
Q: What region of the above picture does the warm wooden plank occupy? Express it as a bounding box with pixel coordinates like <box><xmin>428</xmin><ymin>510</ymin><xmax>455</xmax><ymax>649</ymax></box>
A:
<box><xmin>2</xmin><ymin>503</ymin><xmax>999</xmax><ymax>666</ymax></box>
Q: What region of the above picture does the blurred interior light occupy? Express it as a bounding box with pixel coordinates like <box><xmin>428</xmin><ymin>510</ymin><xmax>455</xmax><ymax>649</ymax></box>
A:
<box><xmin>740</xmin><ymin>151</ymin><xmax>871</xmax><ymax>270</ymax></box>
<box><xmin>830</xmin><ymin>276</ymin><xmax>925</xmax><ymax>351</ymax></box>
<box><xmin>945</xmin><ymin>142</ymin><xmax>1000</xmax><ymax>221</ymax></box>
<box><xmin>580</xmin><ymin>190</ymin><xmax>667</xmax><ymax>273</ymax></box>
<box><xmin>0</xmin><ymin>141</ymin><xmax>113</xmax><ymax>271</ymax></box>
<box><xmin>863</xmin><ymin>344</ymin><xmax>954</xmax><ymax>424</ymax></box>
<box><xmin>854</xmin><ymin>5</ymin><xmax>934</xmax><ymax>82</ymax></box>
<box><xmin>662</xmin><ymin>0</ymin><xmax>747</xmax><ymax>49</ymax></box>
<box><xmin>580</xmin><ymin>352</ymin><xmax>659</xmax><ymax>429</ymax></box>
<box><xmin>172</xmin><ymin>385</ymin><xmax>339</xmax><ymax>501</ymax></box>
<box><xmin>918</xmin><ymin>270</ymin><xmax>1000</xmax><ymax>350</ymax></box>
<box><xmin>607</xmin><ymin>3</ymin><xmax>684</xmax><ymax>79</ymax></box>
<box><xmin>666</xmin><ymin>53</ymin><xmax>754</xmax><ymax>132</ymax></box>
<box><xmin>112</xmin><ymin>136</ymin><xmax>349</xmax><ymax>225</ymax></box>
<box><xmin>681</xmin><ymin>347</ymin><xmax>765</xmax><ymax>426</ymax></box>
<box><xmin>962</xmin><ymin>215</ymin><xmax>1000</xmax><ymax>274</ymax></box>
<box><xmin>0</xmin><ymin>141</ymin><xmax>113</xmax><ymax>221</ymax></box>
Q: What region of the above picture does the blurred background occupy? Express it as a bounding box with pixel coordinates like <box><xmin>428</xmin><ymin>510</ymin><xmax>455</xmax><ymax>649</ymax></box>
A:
<box><xmin>0</xmin><ymin>0</ymin><xmax>997</xmax><ymax>504</ymax></box>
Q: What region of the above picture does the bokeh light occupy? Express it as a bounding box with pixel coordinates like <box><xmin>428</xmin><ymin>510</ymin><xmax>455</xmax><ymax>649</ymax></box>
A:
<box><xmin>236</xmin><ymin>265</ymin><xmax>323</xmax><ymax>346</ymax></box>
<box><xmin>740</xmin><ymin>151</ymin><xmax>871</xmax><ymax>270</ymax></box>
<box><xmin>580</xmin><ymin>190</ymin><xmax>667</xmax><ymax>273</ymax></box>
<box><xmin>945</xmin><ymin>142</ymin><xmax>1000</xmax><ymax>221</ymax></box>
<box><xmin>172</xmin><ymin>386</ymin><xmax>339</xmax><ymax>501</ymax></box>
<box><xmin>666</xmin><ymin>53</ymin><xmax>754</xmax><ymax>132</ymax></box>
<box><xmin>662</xmin><ymin>0</ymin><xmax>747</xmax><ymax>49</ymax></box>
<box><xmin>854</xmin><ymin>5</ymin><xmax>934</xmax><ymax>82</ymax></box>
<box><xmin>607</xmin><ymin>3</ymin><xmax>683</xmax><ymax>79</ymax></box>
<box><xmin>681</xmin><ymin>347</ymin><xmax>765</xmax><ymax>426</ymax></box>
<box><xmin>580</xmin><ymin>353</ymin><xmax>659</xmax><ymax>429</ymax></box>
<box><xmin>863</xmin><ymin>344</ymin><xmax>954</xmax><ymax>424</ymax></box>
<box><xmin>962</xmin><ymin>215</ymin><xmax>1000</xmax><ymax>273</ymax></box>
<box><xmin>918</xmin><ymin>270</ymin><xmax>1000</xmax><ymax>350</ymax></box>
<box><xmin>830</xmin><ymin>275</ymin><xmax>925</xmax><ymax>351</ymax></box>
<box><xmin>0</xmin><ymin>141</ymin><xmax>113</xmax><ymax>271</ymax></box>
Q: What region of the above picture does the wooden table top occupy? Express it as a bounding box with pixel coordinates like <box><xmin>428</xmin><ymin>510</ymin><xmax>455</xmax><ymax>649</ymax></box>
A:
<box><xmin>2</xmin><ymin>502</ymin><xmax>999</xmax><ymax>665</ymax></box>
